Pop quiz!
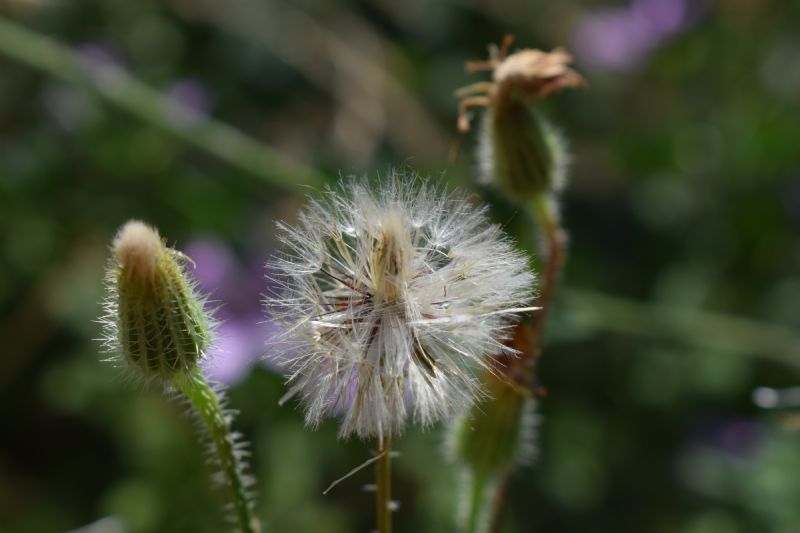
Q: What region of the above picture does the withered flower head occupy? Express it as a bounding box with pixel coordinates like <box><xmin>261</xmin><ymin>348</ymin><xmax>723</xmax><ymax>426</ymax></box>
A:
<box><xmin>457</xmin><ymin>36</ymin><xmax>585</xmax><ymax>132</ymax></box>
<box><xmin>456</xmin><ymin>36</ymin><xmax>585</xmax><ymax>200</ymax></box>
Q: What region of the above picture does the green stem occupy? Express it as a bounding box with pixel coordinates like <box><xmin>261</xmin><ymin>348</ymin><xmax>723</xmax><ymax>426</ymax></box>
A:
<box><xmin>466</xmin><ymin>474</ymin><xmax>484</xmax><ymax>533</ymax></box>
<box><xmin>0</xmin><ymin>16</ymin><xmax>324</xmax><ymax>191</ymax></box>
<box><xmin>175</xmin><ymin>367</ymin><xmax>260</xmax><ymax>533</ymax></box>
<box><xmin>463</xmin><ymin>469</ymin><xmax>513</xmax><ymax>533</ymax></box>
<box><xmin>375</xmin><ymin>436</ymin><xmax>392</xmax><ymax>533</ymax></box>
<box><xmin>485</xmin><ymin>194</ymin><xmax>564</xmax><ymax>533</ymax></box>
<box><xmin>528</xmin><ymin>194</ymin><xmax>566</xmax><ymax>339</ymax></box>
<box><xmin>486</xmin><ymin>474</ymin><xmax>509</xmax><ymax>533</ymax></box>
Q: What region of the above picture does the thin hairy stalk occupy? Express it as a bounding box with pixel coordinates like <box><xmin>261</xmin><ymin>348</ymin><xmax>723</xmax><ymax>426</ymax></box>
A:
<box><xmin>375</xmin><ymin>436</ymin><xmax>393</xmax><ymax>533</ymax></box>
<box><xmin>487</xmin><ymin>195</ymin><xmax>566</xmax><ymax>533</ymax></box>
<box><xmin>486</xmin><ymin>473</ymin><xmax>510</xmax><ymax>533</ymax></box>
<box><xmin>175</xmin><ymin>368</ymin><xmax>260</xmax><ymax>533</ymax></box>
<box><xmin>465</xmin><ymin>473</ymin><xmax>486</xmax><ymax>533</ymax></box>
<box><xmin>529</xmin><ymin>196</ymin><xmax>567</xmax><ymax>339</ymax></box>
<box><xmin>0</xmin><ymin>16</ymin><xmax>323</xmax><ymax>191</ymax></box>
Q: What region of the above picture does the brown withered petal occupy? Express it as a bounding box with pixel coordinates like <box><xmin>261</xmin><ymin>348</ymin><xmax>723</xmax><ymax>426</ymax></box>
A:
<box><xmin>456</xmin><ymin>40</ymin><xmax>585</xmax><ymax>133</ymax></box>
<box><xmin>492</xmin><ymin>47</ymin><xmax>586</xmax><ymax>102</ymax></box>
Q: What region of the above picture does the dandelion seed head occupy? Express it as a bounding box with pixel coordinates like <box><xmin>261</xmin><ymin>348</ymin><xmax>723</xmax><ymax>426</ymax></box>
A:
<box><xmin>267</xmin><ymin>173</ymin><xmax>536</xmax><ymax>440</ymax></box>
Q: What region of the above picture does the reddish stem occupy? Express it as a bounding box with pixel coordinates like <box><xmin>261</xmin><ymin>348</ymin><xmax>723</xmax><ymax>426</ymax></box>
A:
<box><xmin>488</xmin><ymin>196</ymin><xmax>566</xmax><ymax>533</ymax></box>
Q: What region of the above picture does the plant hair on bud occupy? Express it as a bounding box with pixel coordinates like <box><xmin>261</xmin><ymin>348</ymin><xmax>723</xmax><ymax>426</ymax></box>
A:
<box><xmin>98</xmin><ymin>220</ymin><xmax>261</xmax><ymax>532</ymax></box>
<box><xmin>267</xmin><ymin>172</ymin><xmax>537</xmax><ymax>440</ymax></box>
<box><xmin>100</xmin><ymin>220</ymin><xmax>213</xmax><ymax>384</ymax></box>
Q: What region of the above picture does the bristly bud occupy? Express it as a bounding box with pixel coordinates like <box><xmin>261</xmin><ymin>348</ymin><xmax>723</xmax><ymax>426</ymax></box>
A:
<box><xmin>456</xmin><ymin>37</ymin><xmax>584</xmax><ymax>200</ymax></box>
<box><xmin>448</xmin><ymin>323</ymin><xmax>539</xmax><ymax>477</ymax></box>
<box><xmin>448</xmin><ymin>324</ymin><xmax>539</xmax><ymax>533</ymax></box>
<box><xmin>267</xmin><ymin>172</ymin><xmax>537</xmax><ymax>440</ymax></box>
<box><xmin>450</xmin><ymin>374</ymin><xmax>538</xmax><ymax>477</ymax></box>
<box><xmin>101</xmin><ymin>220</ymin><xmax>212</xmax><ymax>382</ymax></box>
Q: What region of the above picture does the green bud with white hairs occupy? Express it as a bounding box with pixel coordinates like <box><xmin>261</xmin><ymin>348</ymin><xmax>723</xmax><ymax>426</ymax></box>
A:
<box><xmin>105</xmin><ymin>220</ymin><xmax>211</xmax><ymax>380</ymax></box>
<box><xmin>100</xmin><ymin>220</ymin><xmax>261</xmax><ymax>533</ymax></box>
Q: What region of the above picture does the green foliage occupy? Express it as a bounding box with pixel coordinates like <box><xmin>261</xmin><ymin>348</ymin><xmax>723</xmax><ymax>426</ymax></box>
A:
<box><xmin>2</xmin><ymin>1</ymin><xmax>800</xmax><ymax>532</ymax></box>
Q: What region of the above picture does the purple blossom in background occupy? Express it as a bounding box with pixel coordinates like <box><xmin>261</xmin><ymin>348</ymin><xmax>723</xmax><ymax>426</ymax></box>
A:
<box><xmin>164</xmin><ymin>79</ymin><xmax>212</xmax><ymax>128</ymax></box>
<box><xmin>572</xmin><ymin>0</ymin><xmax>698</xmax><ymax>72</ymax></box>
<box><xmin>75</xmin><ymin>43</ymin><xmax>123</xmax><ymax>70</ymax></box>
<box><xmin>687</xmin><ymin>413</ymin><xmax>766</xmax><ymax>460</ymax></box>
<box><xmin>184</xmin><ymin>239</ymin><xmax>237</xmax><ymax>295</ymax></box>
<box><xmin>183</xmin><ymin>238</ymin><xmax>278</xmax><ymax>386</ymax></box>
<box><xmin>204</xmin><ymin>314</ymin><xmax>277</xmax><ymax>385</ymax></box>
<box><xmin>75</xmin><ymin>43</ymin><xmax>127</xmax><ymax>88</ymax></box>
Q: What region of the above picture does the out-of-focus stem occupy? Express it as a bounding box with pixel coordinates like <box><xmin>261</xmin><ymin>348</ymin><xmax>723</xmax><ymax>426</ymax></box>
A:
<box><xmin>487</xmin><ymin>194</ymin><xmax>565</xmax><ymax>533</ymax></box>
<box><xmin>0</xmin><ymin>16</ymin><xmax>324</xmax><ymax>191</ymax></box>
<box><xmin>529</xmin><ymin>195</ymin><xmax>567</xmax><ymax>339</ymax></box>
<box><xmin>375</xmin><ymin>436</ymin><xmax>393</xmax><ymax>533</ymax></box>
<box><xmin>485</xmin><ymin>472</ymin><xmax>510</xmax><ymax>533</ymax></box>
<box><xmin>175</xmin><ymin>368</ymin><xmax>260</xmax><ymax>533</ymax></box>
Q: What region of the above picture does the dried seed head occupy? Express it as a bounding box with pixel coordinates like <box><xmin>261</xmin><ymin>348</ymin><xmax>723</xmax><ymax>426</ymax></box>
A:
<box><xmin>267</xmin><ymin>173</ymin><xmax>537</xmax><ymax>440</ymax></box>
<box><xmin>457</xmin><ymin>37</ymin><xmax>584</xmax><ymax>200</ymax></box>
<box><xmin>101</xmin><ymin>220</ymin><xmax>212</xmax><ymax>382</ymax></box>
<box><xmin>490</xmin><ymin>46</ymin><xmax>585</xmax><ymax>107</ymax></box>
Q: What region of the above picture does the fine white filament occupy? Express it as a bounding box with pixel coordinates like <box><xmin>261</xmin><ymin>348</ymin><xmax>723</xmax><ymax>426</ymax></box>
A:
<box><xmin>268</xmin><ymin>174</ymin><xmax>536</xmax><ymax>440</ymax></box>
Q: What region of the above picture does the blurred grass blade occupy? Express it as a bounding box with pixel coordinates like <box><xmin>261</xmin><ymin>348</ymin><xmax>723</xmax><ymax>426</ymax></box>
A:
<box><xmin>563</xmin><ymin>288</ymin><xmax>800</xmax><ymax>369</ymax></box>
<box><xmin>0</xmin><ymin>16</ymin><xmax>325</xmax><ymax>191</ymax></box>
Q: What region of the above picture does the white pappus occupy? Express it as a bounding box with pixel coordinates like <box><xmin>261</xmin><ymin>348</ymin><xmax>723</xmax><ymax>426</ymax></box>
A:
<box><xmin>267</xmin><ymin>173</ymin><xmax>537</xmax><ymax>440</ymax></box>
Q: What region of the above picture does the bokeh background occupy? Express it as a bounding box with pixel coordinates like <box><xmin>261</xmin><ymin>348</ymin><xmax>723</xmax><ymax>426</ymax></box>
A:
<box><xmin>2</xmin><ymin>0</ymin><xmax>800</xmax><ymax>531</ymax></box>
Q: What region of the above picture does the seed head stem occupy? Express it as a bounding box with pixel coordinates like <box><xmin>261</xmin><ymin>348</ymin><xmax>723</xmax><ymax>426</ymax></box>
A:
<box><xmin>375</xmin><ymin>436</ymin><xmax>393</xmax><ymax>533</ymax></box>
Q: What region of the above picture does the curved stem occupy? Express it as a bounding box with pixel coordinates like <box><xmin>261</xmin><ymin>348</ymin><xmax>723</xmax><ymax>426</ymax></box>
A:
<box><xmin>175</xmin><ymin>367</ymin><xmax>260</xmax><ymax>533</ymax></box>
<box><xmin>375</xmin><ymin>436</ymin><xmax>393</xmax><ymax>533</ymax></box>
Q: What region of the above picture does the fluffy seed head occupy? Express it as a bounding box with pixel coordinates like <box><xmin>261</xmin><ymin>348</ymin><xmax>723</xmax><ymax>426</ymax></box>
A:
<box><xmin>101</xmin><ymin>220</ymin><xmax>212</xmax><ymax>382</ymax></box>
<box><xmin>267</xmin><ymin>174</ymin><xmax>536</xmax><ymax>440</ymax></box>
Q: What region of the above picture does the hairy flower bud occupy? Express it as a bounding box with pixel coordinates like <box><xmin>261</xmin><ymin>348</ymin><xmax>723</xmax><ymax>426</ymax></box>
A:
<box><xmin>101</xmin><ymin>220</ymin><xmax>212</xmax><ymax>381</ymax></box>
<box><xmin>448</xmin><ymin>324</ymin><xmax>539</xmax><ymax>533</ymax></box>
<box><xmin>451</xmin><ymin>374</ymin><xmax>537</xmax><ymax>476</ymax></box>
<box><xmin>480</xmin><ymin>103</ymin><xmax>568</xmax><ymax>198</ymax></box>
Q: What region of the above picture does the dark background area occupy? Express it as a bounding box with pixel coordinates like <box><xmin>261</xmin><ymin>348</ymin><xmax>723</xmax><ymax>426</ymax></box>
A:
<box><xmin>2</xmin><ymin>0</ymin><xmax>800</xmax><ymax>531</ymax></box>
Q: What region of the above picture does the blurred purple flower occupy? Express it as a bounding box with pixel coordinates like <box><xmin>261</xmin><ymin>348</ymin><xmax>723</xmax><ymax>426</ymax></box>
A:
<box><xmin>688</xmin><ymin>414</ymin><xmax>766</xmax><ymax>460</ymax></box>
<box><xmin>75</xmin><ymin>43</ymin><xmax>127</xmax><ymax>88</ymax></box>
<box><xmin>164</xmin><ymin>79</ymin><xmax>212</xmax><ymax>128</ymax></box>
<box><xmin>75</xmin><ymin>43</ymin><xmax>123</xmax><ymax>69</ymax></box>
<box><xmin>572</xmin><ymin>0</ymin><xmax>695</xmax><ymax>72</ymax></box>
<box><xmin>184</xmin><ymin>239</ymin><xmax>237</xmax><ymax>295</ymax></box>
<box><xmin>204</xmin><ymin>314</ymin><xmax>278</xmax><ymax>385</ymax></box>
<box><xmin>183</xmin><ymin>238</ymin><xmax>278</xmax><ymax>386</ymax></box>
